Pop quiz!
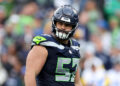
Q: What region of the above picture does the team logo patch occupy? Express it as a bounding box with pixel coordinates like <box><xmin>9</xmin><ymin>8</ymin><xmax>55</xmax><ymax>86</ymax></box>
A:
<box><xmin>33</xmin><ymin>36</ymin><xmax>46</xmax><ymax>45</ymax></box>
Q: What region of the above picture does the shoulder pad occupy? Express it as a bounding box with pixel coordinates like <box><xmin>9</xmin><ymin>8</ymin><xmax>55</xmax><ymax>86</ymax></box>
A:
<box><xmin>71</xmin><ymin>39</ymin><xmax>80</xmax><ymax>47</ymax></box>
<box><xmin>71</xmin><ymin>39</ymin><xmax>80</xmax><ymax>50</ymax></box>
<box><xmin>31</xmin><ymin>34</ymin><xmax>51</xmax><ymax>47</ymax></box>
<box><xmin>33</xmin><ymin>36</ymin><xmax>47</xmax><ymax>45</ymax></box>
<box><xmin>31</xmin><ymin>34</ymin><xmax>65</xmax><ymax>49</ymax></box>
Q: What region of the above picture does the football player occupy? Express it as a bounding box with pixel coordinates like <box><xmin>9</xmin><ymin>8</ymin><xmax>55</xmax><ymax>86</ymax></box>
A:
<box><xmin>25</xmin><ymin>5</ymin><xmax>82</xmax><ymax>86</ymax></box>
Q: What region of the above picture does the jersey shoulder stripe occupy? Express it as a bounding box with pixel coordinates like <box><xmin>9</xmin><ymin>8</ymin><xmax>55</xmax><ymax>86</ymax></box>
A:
<box><xmin>31</xmin><ymin>34</ymin><xmax>80</xmax><ymax>51</ymax></box>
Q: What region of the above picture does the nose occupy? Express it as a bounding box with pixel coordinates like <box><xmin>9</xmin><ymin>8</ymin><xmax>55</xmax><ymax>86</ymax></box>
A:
<box><xmin>61</xmin><ymin>24</ymin><xmax>66</xmax><ymax>30</ymax></box>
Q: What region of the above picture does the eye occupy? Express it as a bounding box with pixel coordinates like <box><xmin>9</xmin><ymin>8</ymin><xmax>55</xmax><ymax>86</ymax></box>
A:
<box><xmin>65</xmin><ymin>24</ymin><xmax>72</xmax><ymax>27</ymax></box>
<box><xmin>59</xmin><ymin>22</ymin><xmax>63</xmax><ymax>25</ymax></box>
<box><xmin>57</xmin><ymin>22</ymin><xmax>63</xmax><ymax>25</ymax></box>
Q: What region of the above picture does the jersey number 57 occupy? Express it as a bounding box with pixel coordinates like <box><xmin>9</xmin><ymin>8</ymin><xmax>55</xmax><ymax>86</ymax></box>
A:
<box><xmin>55</xmin><ymin>57</ymin><xmax>79</xmax><ymax>82</ymax></box>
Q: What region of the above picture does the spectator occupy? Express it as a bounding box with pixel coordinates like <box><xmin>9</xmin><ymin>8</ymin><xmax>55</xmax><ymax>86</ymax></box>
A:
<box><xmin>81</xmin><ymin>43</ymin><xmax>106</xmax><ymax>86</ymax></box>
<box><xmin>105</xmin><ymin>56</ymin><xmax>120</xmax><ymax>86</ymax></box>
<box><xmin>0</xmin><ymin>61</ymin><xmax>8</xmax><ymax>86</ymax></box>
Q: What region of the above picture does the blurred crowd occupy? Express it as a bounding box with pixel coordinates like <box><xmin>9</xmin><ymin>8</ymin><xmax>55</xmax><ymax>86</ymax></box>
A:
<box><xmin>0</xmin><ymin>0</ymin><xmax>120</xmax><ymax>86</ymax></box>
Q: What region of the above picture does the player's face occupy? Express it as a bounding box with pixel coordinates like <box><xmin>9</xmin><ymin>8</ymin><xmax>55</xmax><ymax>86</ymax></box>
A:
<box><xmin>56</xmin><ymin>21</ymin><xmax>72</xmax><ymax>32</ymax></box>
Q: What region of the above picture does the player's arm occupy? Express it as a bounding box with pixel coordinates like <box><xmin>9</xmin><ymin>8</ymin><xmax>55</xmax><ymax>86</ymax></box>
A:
<box><xmin>74</xmin><ymin>67</ymin><xmax>83</xmax><ymax>86</ymax></box>
<box><xmin>24</xmin><ymin>45</ymin><xmax>48</xmax><ymax>86</ymax></box>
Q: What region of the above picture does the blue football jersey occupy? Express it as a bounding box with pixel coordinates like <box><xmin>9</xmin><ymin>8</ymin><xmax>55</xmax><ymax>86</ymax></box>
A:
<box><xmin>31</xmin><ymin>34</ymin><xmax>80</xmax><ymax>86</ymax></box>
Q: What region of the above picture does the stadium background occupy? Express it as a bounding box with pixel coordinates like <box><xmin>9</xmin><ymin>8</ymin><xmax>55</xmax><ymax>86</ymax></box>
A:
<box><xmin>0</xmin><ymin>0</ymin><xmax>120</xmax><ymax>86</ymax></box>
